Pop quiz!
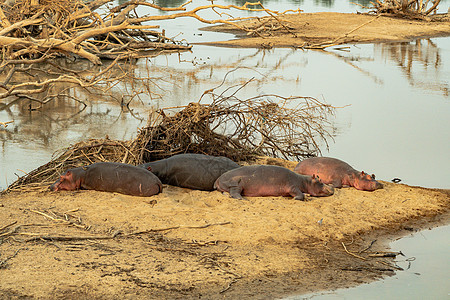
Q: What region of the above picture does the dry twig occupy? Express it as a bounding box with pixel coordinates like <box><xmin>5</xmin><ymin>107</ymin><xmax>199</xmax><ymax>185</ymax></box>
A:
<box><xmin>299</xmin><ymin>15</ymin><xmax>381</xmax><ymax>50</ymax></box>
<box><xmin>0</xmin><ymin>120</ymin><xmax>13</xmax><ymax>127</ymax></box>
<box><xmin>342</xmin><ymin>242</ymin><xmax>367</xmax><ymax>260</ymax></box>
<box><xmin>0</xmin><ymin>247</ymin><xmax>26</xmax><ymax>269</ymax></box>
<box><xmin>29</xmin><ymin>209</ymin><xmax>88</xmax><ymax>229</ymax></box>
<box><xmin>9</xmin><ymin>221</ymin><xmax>231</xmax><ymax>242</ymax></box>
<box><xmin>136</xmin><ymin>78</ymin><xmax>335</xmax><ymax>162</ymax></box>
<box><xmin>0</xmin><ymin>221</ymin><xmax>17</xmax><ymax>232</ymax></box>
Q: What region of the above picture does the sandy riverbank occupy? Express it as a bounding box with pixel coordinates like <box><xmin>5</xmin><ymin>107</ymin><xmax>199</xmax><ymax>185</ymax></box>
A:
<box><xmin>1</xmin><ymin>157</ymin><xmax>448</xmax><ymax>299</ymax></box>
<box><xmin>200</xmin><ymin>12</ymin><xmax>450</xmax><ymax>48</ymax></box>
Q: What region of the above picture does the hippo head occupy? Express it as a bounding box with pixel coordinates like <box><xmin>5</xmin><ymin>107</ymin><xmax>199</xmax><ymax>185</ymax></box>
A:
<box><xmin>308</xmin><ymin>175</ymin><xmax>334</xmax><ymax>197</ymax></box>
<box><xmin>49</xmin><ymin>170</ymin><xmax>82</xmax><ymax>191</ymax></box>
<box><xmin>353</xmin><ymin>171</ymin><xmax>383</xmax><ymax>191</ymax></box>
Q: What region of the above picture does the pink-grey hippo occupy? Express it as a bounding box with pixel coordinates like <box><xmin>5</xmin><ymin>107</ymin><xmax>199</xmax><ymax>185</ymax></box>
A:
<box><xmin>214</xmin><ymin>165</ymin><xmax>334</xmax><ymax>201</ymax></box>
<box><xmin>50</xmin><ymin>162</ymin><xmax>162</xmax><ymax>196</ymax></box>
<box><xmin>294</xmin><ymin>157</ymin><xmax>383</xmax><ymax>191</ymax></box>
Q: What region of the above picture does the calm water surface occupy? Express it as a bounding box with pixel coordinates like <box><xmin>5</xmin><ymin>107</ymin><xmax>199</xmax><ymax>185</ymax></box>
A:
<box><xmin>293</xmin><ymin>225</ymin><xmax>450</xmax><ymax>300</ymax></box>
<box><xmin>0</xmin><ymin>1</ymin><xmax>449</xmax><ymax>297</ymax></box>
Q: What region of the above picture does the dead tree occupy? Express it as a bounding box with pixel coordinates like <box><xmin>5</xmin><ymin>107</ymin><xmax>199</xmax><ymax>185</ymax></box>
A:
<box><xmin>366</xmin><ymin>0</ymin><xmax>443</xmax><ymax>19</ymax></box>
<box><xmin>0</xmin><ymin>1</ymin><xmax>292</xmax><ymax>109</ymax></box>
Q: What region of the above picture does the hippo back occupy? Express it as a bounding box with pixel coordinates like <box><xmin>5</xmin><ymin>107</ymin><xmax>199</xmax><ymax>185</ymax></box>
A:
<box><xmin>141</xmin><ymin>153</ymin><xmax>239</xmax><ymax>190</ymax></box>
<box><xmin>83</xmin><ymin>162</ymin><xmax>162</xmax><ymax>196</ymax></box>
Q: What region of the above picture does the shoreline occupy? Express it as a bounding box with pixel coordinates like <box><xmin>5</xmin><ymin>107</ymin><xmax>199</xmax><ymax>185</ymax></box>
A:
<box><xmin>198</xmin><ymin>12</ymin><xmax>450</xmax><ymax>48</ymax></box>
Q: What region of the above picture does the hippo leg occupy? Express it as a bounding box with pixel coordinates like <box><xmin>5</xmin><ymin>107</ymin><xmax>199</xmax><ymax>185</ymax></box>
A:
<box><xmin>229</xmin><ymin>186</ymin><xmax>243</xmax><ymax>200</ymax></box>
<box><xmin>290</xmin><ymin>187</ymin><xmax>305</xmax><ymax>201</ymax></box>
<box><xmin>227</xmin><ymin>179</ymin><xmax>244</xmax><ymax>200</ymax></box>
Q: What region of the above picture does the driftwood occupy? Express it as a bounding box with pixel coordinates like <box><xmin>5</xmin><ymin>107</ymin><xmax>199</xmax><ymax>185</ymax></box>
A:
<box><xmin>0</xmin><ymin>1</ymin><xmax>294</xmax><ymax>109</ymax></box>
<box><xmin>362</xmin><ymin>0</ymin><xmax>443</xmax><ymax>20</ymax></box>
<box><xmin>0</xmin><ymin>1</ymin><xmax>298</xmax><ymax>63</ymax></box>
<box><xmin>0</xmin><ymin>120</ymin><xmax>13</xmax><ymax>127</ymax></box>
<box><xmin>0</xmin><ymin>0</ymin><xmax>193</xmax><ymax>64</ymax></box>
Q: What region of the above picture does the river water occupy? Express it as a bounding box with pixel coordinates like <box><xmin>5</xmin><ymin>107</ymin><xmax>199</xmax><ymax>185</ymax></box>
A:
<box><xmin>0</xmin><ymin>0</ymin><xmax>449</xmax><ymax>298</ymax></box>
<box><xmin>290</xmin><ymin>225</ymin><xmax>450</xmax><ymax>300</ymax></box>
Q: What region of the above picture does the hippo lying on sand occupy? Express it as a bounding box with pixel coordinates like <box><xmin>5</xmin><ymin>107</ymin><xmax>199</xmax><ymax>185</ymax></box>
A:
<box><xmin>294</xmin><ymin>157</ymin><xmax>383</xmax><ymax>191</ymax></box>
<box><xmin>50</xmin><ymin>162</ymin><xmax>162</xmax><ymax>197</ymax></box>
<box><xmin>214</xmin><ymin>165</ymin><xmax>334</xmax><ymax>201</ymax></box>
<box><xmin>139</xmin><ymin>153</ymin><xmax>239</xmax><ymax>191</ymax></box>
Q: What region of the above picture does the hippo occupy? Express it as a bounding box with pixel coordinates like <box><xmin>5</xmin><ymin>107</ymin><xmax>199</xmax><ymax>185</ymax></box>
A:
<box><xmin>50</xmin><ymin>162</ymin><xmax>162</xmax><ymax>197</ymax></box>
<box><xmin>214</xmin><ymin>165</ymin><xmax>334</xmax><ymax>201</ymax></box>
<box><xmin>139</xmin><ymin>153</ymin><xmax>240</xmax><ymax>191</ymax></box>
<box><xmin>293</xmin><ymin>157</ymin><xmax>383</xmax><ymax>191</ymax></box>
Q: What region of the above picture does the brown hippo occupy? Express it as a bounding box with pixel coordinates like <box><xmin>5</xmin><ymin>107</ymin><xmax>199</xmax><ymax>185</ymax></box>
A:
<box><xmin>293</xmin><ymin>157</ymin><xmax>383</xmax><ymax>191</ymax></box>
<box><xmin>139</xmin><ymin>153</ymin><xmax>239</xmax><ymax>191</ymax></box>
<box><xmin>214</xmin><ymin>165</ymin><xmax>334</xmax><ymax>201</ymax></box>
<box><xmin>50</xmin><ymin>162</ymin><xmax>162</xmax><ymax>197</ymax></box>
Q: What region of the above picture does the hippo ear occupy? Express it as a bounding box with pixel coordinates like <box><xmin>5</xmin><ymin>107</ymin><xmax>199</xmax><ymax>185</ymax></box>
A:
<box><xmin>371</xmin><ymin>174</ymin><xmax>376</xmax><ymax>179</ymax></box>
<box><xmin>361</xmin><ymin>171</ymin><xmax>366</xmax><ymax>175</ymax></box>
<box><xmin>312</xmin><ymin>174</ymin><xmax>322</xmax><ymax>183</ymax></box>
<box><xmin>146</xmin><ymin>166</ymin><xmax>152</xmax><ymax>172</ymax></box>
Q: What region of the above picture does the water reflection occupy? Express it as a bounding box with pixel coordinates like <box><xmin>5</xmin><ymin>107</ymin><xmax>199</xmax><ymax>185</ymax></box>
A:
<box><xmin>152</xmin><ymin>0</ymin><xmax>188</xmax><ymax>7</ymax></box>
<box><xmin>0</xmin><ymin>2</ymin><xmax>447</xmax><ymax>299</ymax></box>
<box><xmin>1</xmin><ymin>36</ymin><xmax>449</xmax><ymax>189</ymax></box>
<box><xmin>324</xmin><ymin>39</ymin><xmax>449</xmax><ymax>96</ymax></box>
<box><xmin>0</xmin><ymin>57</ymin><xmax>158</xmax><ymax>150</ymax></box>
<box><xmin>375</xmin><ymin>39</ymin><xmax>449</xmax><ymax>97</ymax></box>
<box><xmin>296</xmin><ymin>225</ymin><xmax>450</xmax><ymax>299</ymax></box>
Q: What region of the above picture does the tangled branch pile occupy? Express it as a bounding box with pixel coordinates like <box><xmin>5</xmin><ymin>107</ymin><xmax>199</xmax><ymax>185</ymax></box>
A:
<box><xmin>0</xmin><ymin>0</ymin><xmax>300</xmax><ymax>63</ymax></box>
<box><xmin>0</xmin><ymin>1</ymin><xmax>292</xmax><ymax>107</ymax></box>
<box><xmin>367</xmin><ymin>0</ymin><xmax>442</xmax><ymax>19</ymax></box>
<box><xmin>137</xmin><ymin>88</ymin><xmax>335</xmax><ymax>162</ymax></box>
<box><xmin>4</xmin><ymin>86</ymin><xmax>335</xmax><ymax>193</ymax></box>
<box><xmin>0</xmin><ymin>0</ymin><xmax>193</xmax><ymax>65</ymax></box>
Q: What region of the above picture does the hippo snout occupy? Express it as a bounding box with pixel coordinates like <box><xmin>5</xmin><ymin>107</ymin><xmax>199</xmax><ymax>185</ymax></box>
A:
<box><xmin>375</xmin><ymin>181</ymin><xmax>383</xmax><ymax>190</ymax></box>
<box><xmin>49</xmin><ymin>180</ymin><xmax>59</xmax><ymax>191</ymax></box>
<box><xmin>311</xmin><ymin>183</ymin><xmax>334</xmax><ymax>197</ymax></box>
<box><xmin>323</xmin><ymin>184</ymin><xmax>334</xmax><ymax>196</ymax></box>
